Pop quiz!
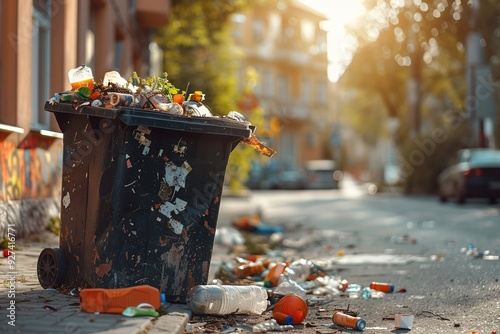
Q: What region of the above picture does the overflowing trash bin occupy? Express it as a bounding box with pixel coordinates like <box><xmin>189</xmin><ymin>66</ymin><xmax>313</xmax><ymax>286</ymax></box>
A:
<box><xmin>37</xmin><ymin>82</ymin><xmax>256</xmax><ymax>302</ymax></box>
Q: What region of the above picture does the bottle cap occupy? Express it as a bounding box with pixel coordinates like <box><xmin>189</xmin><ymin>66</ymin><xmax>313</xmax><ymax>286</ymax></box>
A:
<box><xmin>356</xmin><ymin>318</ymin><xmax>367</xmax><ymax>331</ymax></box>
<box><xmin>161</xmin><ymin>293</ymin><xmax>166</xmax><ymax>303</ymax></box>
<box><xmin>273</xmin><ymin>311</ymin><xmax>294</xmax><ymax>325</ymax></box>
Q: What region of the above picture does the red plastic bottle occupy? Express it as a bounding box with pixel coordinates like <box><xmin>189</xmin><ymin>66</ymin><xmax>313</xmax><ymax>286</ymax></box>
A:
<box><xmin>370</xmin><ymin>282</ymin><xmax>395</xmax><ymax>293</ymax></box>
<box><xmin>273</xmin><ymin>294</ymin><xmax>308</xmax><ymax>325</ymax></box>
<box><xmin>234</xmin><ymin>260</ymin><xmax>269</xmax><ymax>278</ymax></box>
<box><xmin>80</xmin><ymin>285</ymin><xmax>161</xmax><ymax>314</ymax></box>
<box><xmin>332</xmin><ymin>311</ymin><xmax>366</xmax><ymax>331</ymax></box>
<box><xmin>264</xmin><ymin>263</ymin><xmax>287</xmax><ymax>287</ymax></box>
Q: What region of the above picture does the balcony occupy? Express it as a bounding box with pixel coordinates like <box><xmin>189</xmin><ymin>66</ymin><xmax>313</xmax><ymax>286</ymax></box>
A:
<box><xmin>135</xmin><ymin>0</ymin><xmax>171</xmax><ymax>30</ymax></box>
<box><xmin>272</xmin><ymin>100</ymin><xmax>310</xmax><ymax>120</ymax></box>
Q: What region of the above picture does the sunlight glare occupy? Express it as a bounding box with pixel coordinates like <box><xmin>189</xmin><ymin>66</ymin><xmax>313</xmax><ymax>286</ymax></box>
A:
<box><xmin>298</xmin><ymin>0</ymin><xmax>366</xmax><ymax>82</ymax></box>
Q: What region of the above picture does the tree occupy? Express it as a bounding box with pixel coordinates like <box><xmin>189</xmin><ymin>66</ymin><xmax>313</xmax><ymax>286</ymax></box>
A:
<box><xmin>154</xmin><ymin>0</ymin><xmax>250</xmax><ymax>116</ymax></box>
<box><xmin>343</xmin><ymin>0</ymin><xmax>500</xmax><ymax>134</ymax></box>
<box><xmin>340</xmin><ymin>0</ymin><xmax>500</xmax><ymax>192</ymax></box>
<box><xmin>153</xmin><ymin>0</ymin><xmax>266</xmax><ymax>192</ymax></box>
<box><xmin>226</xmin><ymin>68</ymin><xmax>266</xmax><ymax>192</ymax></box>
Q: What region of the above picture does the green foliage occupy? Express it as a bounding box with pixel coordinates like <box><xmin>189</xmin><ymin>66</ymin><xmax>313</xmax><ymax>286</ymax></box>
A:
<box><xmin>48</xmin><ymin>217</ymin><xmax>61</xmax><ymax>236</ymax></box>
<box><xmin>340</xmin><ymin>89</ymin><xmax>388</xmax><ymax>145</ymax></box>
<box><xmin>154</xmin><ymin>0</ymin><xmax>264</xmax><ymax>191</ymax></box>
<box><xmin>226</xmin><ymin>68</ymin><xmax>266</xmax><ymax>192</ymax></box>
<box><xmin>129</xmin><ymin>71</ymin><xmax>183</xmax><ymax>100</ymax></box>
<box><xmin>154</xmin><ymin>0</ymin><xmax>251</xmax><ymax>116</ymax></box>
<box><xmin>342</xmin><ymin>0</ymin><xmax>500</xmax><ymax>193</ymax></box>
<box><xmin>400</xmin><ymin>115</ymin><xmax>471</xmax><ymax>194</ymax></box>
<box><xmin>343</xmin><ymin>0</ymin><xmax>498</xmax><ymax>129</ymax></box>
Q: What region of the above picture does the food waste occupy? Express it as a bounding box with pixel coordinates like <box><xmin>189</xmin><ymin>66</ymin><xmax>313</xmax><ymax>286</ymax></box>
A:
<box><xmin>49</xmin><ymin>65</ymin><xmax>275</xmax><ymax>157</ymax></box>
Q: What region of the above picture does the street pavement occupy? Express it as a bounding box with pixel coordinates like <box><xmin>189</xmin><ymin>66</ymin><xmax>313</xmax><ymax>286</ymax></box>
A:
<box><xmin>2</xmin><ymin>185</ymin><xmax>499</xmax><ymax>334</ymax></box>
<box><xmin>0</xmin><ymin>229</ymin><xmax>193</xmax><ymax>334</ymax></box>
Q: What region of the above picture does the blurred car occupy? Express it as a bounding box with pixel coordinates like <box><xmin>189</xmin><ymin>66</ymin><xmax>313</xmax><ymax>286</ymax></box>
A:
<box><xmin>437</xmin><ymin>148</ymin><xmax>500</xmax><ymax>204</ymax></box>
<box><xmin>303</xmin><ymin>160</ymin><xmax>342</xmax><ymax>189</ymax></box>
<box><xmin>269</xmin><ymin>170</ymin><xmax>306</xmax><ymax>190</ymax></box>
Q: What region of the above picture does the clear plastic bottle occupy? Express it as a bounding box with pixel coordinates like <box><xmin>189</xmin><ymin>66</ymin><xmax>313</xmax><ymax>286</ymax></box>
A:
<box><xmin>68</xmin><ymin>65</ymin><xmax>94</xmax><ymax>90</ymax></box>
<box><xmin>186</xmin><ymin>285</ymin><xmax>269</xmax><ymax>315</ymax></box>
<box><xmin>274</xmin><ymin>274</ymin><xmax>306</xmax><ymax>298</ymax></box>
<box><xmin>361</xmin><ymin>287</ymin><xmax>372</xmax><ymax>299</ymax></box>
<box><xmin>345</xmin><ymin>284</ymin><xmax>361</xmax><ymax>293</ymax></box>
<box><xmin>287</xmin><ymin>259</ymin><xmax>311</xmax><ymax>282</ymax></box>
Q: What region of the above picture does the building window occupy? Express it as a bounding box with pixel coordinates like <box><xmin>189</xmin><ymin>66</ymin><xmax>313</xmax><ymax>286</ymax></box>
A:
<box><xmin>301</xmin><ymin>19</ymin><xmax>314</xmax><ymax>43</ymax></box>
<box><xmin>254</xmin><ymin>66</ymin><xmax>263</xmax><ymax>96</ymax></box>
<box><xmin>317</xmin><ymin>80</ymin><xmax>327</xmax><ymax>104</ymax></box>
<box><xmin>301</xmin><ymin>76</ymin><xmax>311</xmax><ymax>104</ymax></box>
<box><xmin>277</xmin><ymin>74</ymin><xmax>288</xmax><ymax>102</ymax></box>
<box><xmin>231</xmin><ymin>14</ymin><xmax>246</xmax><ymax>41</ymax></box>
<box><xmin>261</xmin><ymin>68</ymin><xmax>273</xmax><ymax>98</ymax></box>
<box><xmin>306</xmin><ymin>132</ymin><xmax>316</xmax><ymax>147</ymax></box>
<box><xmin>316</xmin><ymin>32</ymin><xmax>327</xmax><ymax>54</ymax></box>
<box><xmin>32</xmin><ymin>0</ymin><xmax>51</xmax><ymax>129</ymax></box>
<box><xmin>252</xmin><ymin>17</ymin><xmax>264</xmax><ymax>43</ymax></box>
<box><xmin>281</xmin><ymin>131</ymin><xmax>297</xmax><ymax>167</ymax></box>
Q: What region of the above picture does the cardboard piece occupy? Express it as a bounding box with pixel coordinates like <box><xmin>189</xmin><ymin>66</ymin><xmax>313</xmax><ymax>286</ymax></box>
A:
<box><xmin>394</xmin><ymin>314</ymin><xmax>414</xmax><ymax>330</ymax></box>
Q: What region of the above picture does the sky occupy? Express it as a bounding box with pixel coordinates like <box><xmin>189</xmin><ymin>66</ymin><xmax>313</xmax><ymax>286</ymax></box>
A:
<box><xmin>298</xmin><ymin>0</ymin><xmax>366</xmax><ymax>82</ymax></box>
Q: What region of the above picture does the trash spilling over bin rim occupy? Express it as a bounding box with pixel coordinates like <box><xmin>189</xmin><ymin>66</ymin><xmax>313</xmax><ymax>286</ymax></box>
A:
<box><xmin>44</xmin><ymin>101</ymin><xmax>254</xmax><ymax>139</ymax></box>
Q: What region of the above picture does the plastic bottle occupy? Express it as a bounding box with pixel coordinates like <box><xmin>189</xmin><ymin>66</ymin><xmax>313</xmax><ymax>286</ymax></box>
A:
<box><xmin>345</xmin><ymin>283</ymin><xmax>361</xmax><ymax>298</ymax></box>
<box><xmin>287</xmin><ymin>259</ymin><xmax>311</xmax><ymax>282</ymax></box>
<box><xmin>273</xmin><ymin>311</ymin><xmax>294</xmax><ymax>325</ymax></box>
<box><xmin>264</xmin><ymin>262</ymin><xmax>287</xmax><ymax>287</ymax></box>
<box><xmin>253</xmin><ymin>224</ymin><xmax>285</xmax><ymax>234</ymax></box>
<box><xmin>235</xmin><ymin>260</ymin><xmax>270</xmax><ymax>278</ymax></box>
<box><xmin>68</xmin><ymin>65</ymin><xmax>94</xmax><ymax>90</ymax></box>
<box><xmin>345</xmin><ymin>284</ymin><xmax>362</xmax><ymax>293</ymax></box>
<box><xmin>370</xmin><ymin>282</ymin><xmax>394</xmax><ymax>293</ymax></box>
<box><xmin>338</xmin><ymin>279</ymin><xmax>349</xmax><ymax>292</ymax></box>
<box><xmin>361</xmin><ymin>287</ymin><xmax>372</xmax><ymax>299</ymax></box>
<box><xmin>79</xmin><ymin>285</ymin><xmax>163</xmax><ymax>314</ymax></box>
<box><xmin>332</xmin><ymin>311</ymin><xmax>366</xmax><ymax>331</ymax></box>
<box><xmin>186</xmin><ymin>285</ymin><xmax>269</xmax><ymax>315</ymax></box>
<box><xmin>274</xmin><ymin>274</ymin><xmax>306</xmax><ymax>298</ymax></box>
<box><xmin>273</xmin><ymin>294</ymin><xmax>308</xmax><ymax>325</ymax></box>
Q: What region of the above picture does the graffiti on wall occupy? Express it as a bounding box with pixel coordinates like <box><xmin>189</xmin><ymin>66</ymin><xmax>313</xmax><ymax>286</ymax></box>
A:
<box><xmin>0</xmin><ymin>140</ymin><xmax>62</xmax><ymax>201</ymax></box>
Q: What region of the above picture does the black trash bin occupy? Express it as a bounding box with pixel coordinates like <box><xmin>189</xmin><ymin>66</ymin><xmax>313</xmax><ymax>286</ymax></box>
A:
<box><xmin>37</xmin><ymin>102</ymin><xmax>253</xmax><ymax>302</ymax></box>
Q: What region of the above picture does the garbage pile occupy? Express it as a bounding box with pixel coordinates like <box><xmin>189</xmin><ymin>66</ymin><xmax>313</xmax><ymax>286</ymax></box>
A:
<box><xmin>49</xmin><ymin>65</ymin><xmax>275</xmax><ymax>157</ymax></box>
<box><xmin>180</xmin><ymin>214</ymin><xmax>413</xmax><ymax>333</ymax></box>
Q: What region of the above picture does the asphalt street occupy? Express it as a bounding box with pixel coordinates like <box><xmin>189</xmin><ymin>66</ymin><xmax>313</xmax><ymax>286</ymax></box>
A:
<box><xmin>1</xmin><ymin>181</ymin><xmax>499</xmax><ymax>333</ymax></box>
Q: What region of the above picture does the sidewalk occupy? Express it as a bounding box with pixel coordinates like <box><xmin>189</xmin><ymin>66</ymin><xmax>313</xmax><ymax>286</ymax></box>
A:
<box><xmin>0</xmin><ymin>231</ymin><xmax>191</xmax><ymax>334</ymax></box>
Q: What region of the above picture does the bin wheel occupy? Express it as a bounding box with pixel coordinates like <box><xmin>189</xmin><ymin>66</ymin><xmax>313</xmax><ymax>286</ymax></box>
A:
<box><xmin>37</xmin><ymin>248</ymin><xmax>66</xmax><ymax>289</ymax></box>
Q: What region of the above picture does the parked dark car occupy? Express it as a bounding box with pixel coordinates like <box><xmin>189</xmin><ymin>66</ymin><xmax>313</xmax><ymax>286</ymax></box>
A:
<box><xmin>269</xmin><ymin>170</ymin><xmax>306</xmax><ymax>190</ymax></box>
<box><xmin>438</xmin><ymin>148</ymin><xmax>500</xmax><ymax>204</ymax></box>
<box><xmin>303</xmin><ymin>160</ymin><xmax>342</xmax><ymax>189</ymax></box>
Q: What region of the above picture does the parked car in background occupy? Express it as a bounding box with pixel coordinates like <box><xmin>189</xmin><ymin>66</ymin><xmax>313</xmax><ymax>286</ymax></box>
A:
<box><xmin>438</xmin><ymin>148</ymin><xmax>500</xmax><ymax>204</ymax></box>
<box><xmin>246</xmin><ymin>161</ymin><xmax>306</xmax><ymax>190</ymax></box>
<box><xmin>303</xmin><ymin>160</ymin><xmax>342</xmax><ymax>189</ymax></box>
<box><xmin>269</xmin><ymin>170</ymin><xmax>306</xmax><ymax>190</ymax></box>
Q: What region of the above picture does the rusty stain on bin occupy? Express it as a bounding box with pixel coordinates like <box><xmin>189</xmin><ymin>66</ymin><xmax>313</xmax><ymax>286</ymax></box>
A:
<box><xmin>96</xmin><ymin>262</ymin><xmax>112</xmax><ymax>277</ymax></box>
<box><xmin>204</xmin><ymin>220</ymin><xmax>215</xmax><ymax>235</ymax></box>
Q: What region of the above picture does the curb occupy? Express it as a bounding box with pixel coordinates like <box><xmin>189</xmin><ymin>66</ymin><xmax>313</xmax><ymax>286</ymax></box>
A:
<box><xmin>148</xmin><ymin>312</ymin><xmax>190</xmax><ymax>334</ymax></box>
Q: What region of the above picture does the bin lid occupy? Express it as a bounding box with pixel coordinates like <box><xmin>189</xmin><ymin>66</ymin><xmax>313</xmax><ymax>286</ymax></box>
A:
<box><xmin>45</xmin><ymin>102</ymin><xmax>253</xmax><ymax>138</ymax></box>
